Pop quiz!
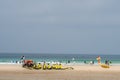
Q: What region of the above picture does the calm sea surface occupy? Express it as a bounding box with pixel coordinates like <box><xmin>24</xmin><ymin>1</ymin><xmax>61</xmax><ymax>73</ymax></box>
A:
<box><xmin>0</xmin><ymin>53</ymin><xmax>120</xmax><ymax>65</ymax></box>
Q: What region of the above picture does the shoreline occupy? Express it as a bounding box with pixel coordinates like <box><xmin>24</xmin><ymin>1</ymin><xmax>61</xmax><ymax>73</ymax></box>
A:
<box><xmin>0</xmin><ymin>64</ymin><xmax>120</xmax><ymax>71</ymax></box>
<box><xmin>1</xmin><ymin>62</ymin><xmax>120</xmax><ymax>66</ymax></box>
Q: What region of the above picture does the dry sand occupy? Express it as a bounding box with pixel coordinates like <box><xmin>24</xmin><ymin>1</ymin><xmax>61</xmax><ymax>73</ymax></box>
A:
<box><xmin>0</xmin><ymin>64</ymin><xmax>120</xmax><ymax>80</ymax></box>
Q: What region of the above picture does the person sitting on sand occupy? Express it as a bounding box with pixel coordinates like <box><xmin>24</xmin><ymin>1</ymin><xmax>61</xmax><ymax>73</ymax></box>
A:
<box><xmin>58</xmin><ymin>63</ymin><xmax>62</xmax><ymax>69</ymax></box>
<box><xmin>47</xmin><ymin>63</ymin><xmax>52</xmax><ymax>70</ymax></box>
<box><xmin>43</xmin><ymin>61</ymin><xmax>47</xmax><ymax>70</ymax></box>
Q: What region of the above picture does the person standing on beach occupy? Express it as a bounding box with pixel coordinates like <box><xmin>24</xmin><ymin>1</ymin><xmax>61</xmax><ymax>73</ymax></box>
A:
<box><xmin>20</xmin><ymin>56</ymin><xmax>25</xmax><ymax>63</ymax></box>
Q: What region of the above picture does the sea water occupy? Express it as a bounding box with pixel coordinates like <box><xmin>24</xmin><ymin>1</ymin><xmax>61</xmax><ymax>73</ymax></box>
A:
<box><xmin>0</xmin><ymin>53</ymin><xmax>120</xmax><ymax>65</ymax></box>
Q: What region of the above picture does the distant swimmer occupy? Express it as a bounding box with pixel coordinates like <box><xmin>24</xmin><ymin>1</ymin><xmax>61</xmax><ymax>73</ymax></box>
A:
<box><xmin>72</xmin><ymin>58</ymin><xmax>75</xmax><ymax>61</ymax></box>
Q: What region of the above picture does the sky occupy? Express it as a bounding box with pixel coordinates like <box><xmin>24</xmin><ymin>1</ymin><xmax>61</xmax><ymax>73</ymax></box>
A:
<box><xmin>0</xmin><ymin>0</ymin><xmax>120</xmax><ymax>54</ymax></box>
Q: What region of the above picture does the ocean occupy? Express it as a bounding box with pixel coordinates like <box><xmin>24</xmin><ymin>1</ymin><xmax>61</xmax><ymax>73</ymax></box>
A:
<box><xmin>0</xmin><ymin>53</ymin><xmax>120</xmax><ymax>65</ymax></box>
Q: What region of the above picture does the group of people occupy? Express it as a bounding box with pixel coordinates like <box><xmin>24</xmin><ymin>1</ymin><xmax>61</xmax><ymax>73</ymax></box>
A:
<box><xmin>105</xmin><ymin>60</ymin><xmax>112</xmax><ymax>65</ymax></box>
<box><xmin>22</xmin><ymin>60</ymin><xmax>62</xmax><ymax>70</ymax></box>
<box><xmin>20</xmin><ymin>55</ymin><xmax>112</xmax><ymax>68</ymax></box>
<box><xmin>33</xmin><ymin>62</ymin><xmax>62</xmax><ymax>70</ymax></box>
<box><xmin>84</xmin><ymin>60</ymin><xmax>94</xmax><ymax>65</ymax></box>
<box><xmin>21</xmin><ymin>55</ymin><xmax>63</xmax><ymax>70</ymax></box>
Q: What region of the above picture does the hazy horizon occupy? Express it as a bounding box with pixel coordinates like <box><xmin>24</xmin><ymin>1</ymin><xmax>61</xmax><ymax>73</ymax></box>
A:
<box><xmin>0</xmin><ymin>0</ymin><xmax>120</xmax><ymax>54</ymax></box>
<box><xmin>0</xmin><ymin>52</ymin><xmax>120</xmax><ymax>55</ymax></box>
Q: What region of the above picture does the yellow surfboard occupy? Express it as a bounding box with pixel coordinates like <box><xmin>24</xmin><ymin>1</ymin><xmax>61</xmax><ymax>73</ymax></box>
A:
<box><xmin>100</xmin><ymin>64</ymin><xmax>110</xmax><ymax>68</ymax></box>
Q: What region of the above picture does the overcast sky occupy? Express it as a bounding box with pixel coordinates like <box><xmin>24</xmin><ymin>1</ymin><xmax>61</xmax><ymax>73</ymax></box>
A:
<box><xmin>0</xmin><ymin>0</ymin><xmax>120</xmax><ymax>54</ymax></box>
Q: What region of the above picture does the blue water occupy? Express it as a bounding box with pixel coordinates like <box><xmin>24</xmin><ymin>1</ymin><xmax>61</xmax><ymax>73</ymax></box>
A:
<box><xmin>0</xmin><ymin>53</ymin><xmax>120</xmax><ymax>65</ymax></box>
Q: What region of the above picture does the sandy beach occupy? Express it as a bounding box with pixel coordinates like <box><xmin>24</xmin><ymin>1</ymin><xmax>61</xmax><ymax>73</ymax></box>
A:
<box><xmin>0</xmin><ymin>64</ymin><xmax>120</xmax><ymax>80</ymax></box>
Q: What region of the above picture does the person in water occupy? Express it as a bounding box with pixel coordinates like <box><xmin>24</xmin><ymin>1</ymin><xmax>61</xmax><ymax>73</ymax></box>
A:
<box><xmin>105</xmin><ymin>60</ymin><xmax>109</xmax><ymax>65</ymax></box>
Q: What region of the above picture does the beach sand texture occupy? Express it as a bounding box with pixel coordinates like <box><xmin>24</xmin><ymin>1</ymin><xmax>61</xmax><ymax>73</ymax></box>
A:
<box><xmin>0</xmin><ymin>64</ymin><xmax>120</xmax><ymax>80</ymax></box>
